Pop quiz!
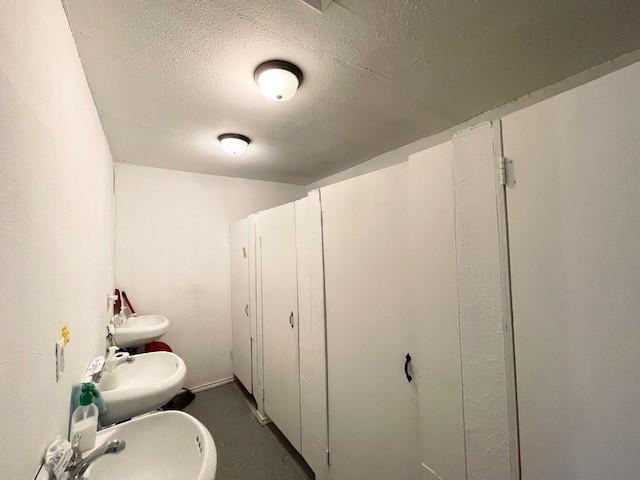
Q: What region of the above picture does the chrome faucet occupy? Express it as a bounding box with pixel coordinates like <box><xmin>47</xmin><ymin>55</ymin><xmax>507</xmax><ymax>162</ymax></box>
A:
<box><xmin>65</xmin><ymin>439</ymin><xmax>126</xmax><ymax>479</ymax></box>
<box><xmin>111</xmin><ymin>290</ymin><xmax>136</xmax><ymax>327</ymax></box>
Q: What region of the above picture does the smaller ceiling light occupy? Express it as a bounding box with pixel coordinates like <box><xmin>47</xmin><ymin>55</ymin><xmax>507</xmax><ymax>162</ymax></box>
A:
<box><xmin>218</xmin><ymin>133</ymin><xmax>251</xmax><ymax>154</ymax></box>
<box><xmin>254</xmin><ymin>60</ymin><xmax>303</xmax><ymax>101</ymax></box>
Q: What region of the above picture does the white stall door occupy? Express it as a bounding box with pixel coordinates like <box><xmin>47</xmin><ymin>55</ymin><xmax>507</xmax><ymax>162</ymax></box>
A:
<box><xmin>259</xmin><ymin>203</ymin><xmax>301</xmax><ymax>451</ymax></box>
<box><xmin>409</xmin><ymin>142</ymin><xmax>467</xmax><ymax>480</ymax></box>
<box><xmin>322</xmin><ymin>163</ymin><xmax>420</xmax><ymax>480</ymax></box>
<box><xmin>503</xmin><ymin>63</ymin><xmax>640</xmax><ymax>480</ymax></box>
<box><xmin>230</xmin><ymin>218</ymin><xmax>252</xmax><ymax>393</ymax></box>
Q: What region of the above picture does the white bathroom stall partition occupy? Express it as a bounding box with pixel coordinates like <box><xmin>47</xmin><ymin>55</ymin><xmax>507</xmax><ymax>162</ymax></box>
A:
<box><xmin>451</xmin><ymin>121</ymin><xmax>519</xmax><ymax>480</ymax></box>
<box><xmin>297</xmin><ymin>191</ymin><xmax>329</xmax><ymax>480</ymax></box>
<box><xmin>408</xmin><ymin>141</ymin><xmax>467</xmax><ymax>480</ymax></box>
<box><xmin>247</xmin><ymin>214</ymin><xmax>266</xmax><ymax>419</ymax></box>
<box><xmin>321</xmin><ymin>163</ymin><xmax>421</xmax><ymax>480</ymax></box>
<box><xmin>258</xmin><ymin>202</ymin><xmax>302</xmax><ymax>451</ymax></box>
<box><xmin>230</xmin><ymin>218</ymin><xmax>252</xmax><ymax>393</ymax></box>
<box><xmin>502</xmin><ymin>62</ymin><xmax>640</xmax><ymax>480</ymax></box>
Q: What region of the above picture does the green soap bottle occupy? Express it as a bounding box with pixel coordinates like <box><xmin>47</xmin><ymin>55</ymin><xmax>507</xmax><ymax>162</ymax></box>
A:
<box><xmin>70</xmin><ymin>382</ymin><xmax>99</xmax><ymax>452</ymax></box>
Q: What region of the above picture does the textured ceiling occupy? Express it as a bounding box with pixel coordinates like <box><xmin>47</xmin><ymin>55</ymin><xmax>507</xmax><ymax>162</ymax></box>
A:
<box><xmin>63</xmin><ymin>0</ymin><xmax>640</xmax><ymax>184</ymax></box>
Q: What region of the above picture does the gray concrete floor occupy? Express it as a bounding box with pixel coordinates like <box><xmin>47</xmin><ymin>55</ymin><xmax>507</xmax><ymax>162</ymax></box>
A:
<box><xmin>185</xmin><ymin>382</ymin><xmax>314</xmax><ymax>480</ymax></box>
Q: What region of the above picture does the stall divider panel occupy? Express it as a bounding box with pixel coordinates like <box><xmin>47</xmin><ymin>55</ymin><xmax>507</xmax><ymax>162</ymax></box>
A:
<box><xmin>247</xmin><ymin>214</ymin><xmax>264</xmax><ymax>413</ymax></box>
<box><xmin>297</xmin><ymin>192</ymin><xmax>330</xmax><ymax>479</ymax></box>
<box><xmin>452</xmin><ymin>121</ymin><xmax>518</xmax><ymax>480</ymax></box>
<box><xmin>230</xmin><ymin>218</ymin><xmax>252</xmax><ymax>392</ymax></box>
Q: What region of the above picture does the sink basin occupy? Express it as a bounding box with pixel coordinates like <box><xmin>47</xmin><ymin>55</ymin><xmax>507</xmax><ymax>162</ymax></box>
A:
<box><xmin>83</xmin><ymin>411</ymin><xmax>216</xmax><ymax>479</ymax></box>
<box><xmin>109</xmin><ymin>314</ymin><xmax>170</xmax><ymax>348</ymax></box>
<box><xmin>99</xmin><ymin>351</ymin><xmax>186</xmax><ymax>424</ymax></box>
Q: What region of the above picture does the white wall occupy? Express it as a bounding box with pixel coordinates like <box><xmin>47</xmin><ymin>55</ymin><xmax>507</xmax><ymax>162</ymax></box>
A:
<box><xmin>114</xmin><ymin>163</ymin><xmax>305</xmax><ymax>388</ymax></box>
<box><xmin>0</xmin><ymin>1</ymin><xmax>115</xmax><ymax>478</ymax></box>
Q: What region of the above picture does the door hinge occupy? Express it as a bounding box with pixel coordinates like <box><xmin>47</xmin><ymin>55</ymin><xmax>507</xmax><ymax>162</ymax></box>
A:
<box><xmin>498</xmin><ymin>156</ymin><xmax>515</xmax><ymax>186</ymax></box>
<box><xmin>498</xmin><ymin>156</ymin><xmax>507</xmax><ymax>185</ymax></box>
<box><xmin>326</xmin><ymin>449</ymin><xmax>331</xmax><ymax>466</ymax></box>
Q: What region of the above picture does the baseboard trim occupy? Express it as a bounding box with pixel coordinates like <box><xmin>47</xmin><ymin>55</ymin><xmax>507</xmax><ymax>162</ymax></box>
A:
<box><xmin>190</xmin><ymin>376</ymin><xmax>235</xmax><ymax>393</ymax></box>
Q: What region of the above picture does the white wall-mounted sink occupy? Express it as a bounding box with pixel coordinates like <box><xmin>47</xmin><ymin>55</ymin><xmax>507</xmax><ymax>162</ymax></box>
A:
<box><xmin>99</xmin><ymin>351</ymin><xmax>186</xmax><ymax>424</ymax></box>
<box><xmin>83</xmin><ymin>410</ymin><xmax>217</xmax><ymax>479</ymax></box>
<box><xmin>109</xmin><ymin>314</ymin><xmax>170</xmax><ymax>348</ymax></box>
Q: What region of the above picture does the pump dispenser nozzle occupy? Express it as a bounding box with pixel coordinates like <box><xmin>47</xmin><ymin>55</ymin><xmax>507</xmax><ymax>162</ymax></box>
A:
<box><xmin>79</xmin><ymin>382</ymin><xmax>98</xmax><ymax>406</ymax></box>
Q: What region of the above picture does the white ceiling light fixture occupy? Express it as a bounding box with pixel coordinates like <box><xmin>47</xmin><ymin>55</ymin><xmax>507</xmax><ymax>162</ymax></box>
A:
<box><xmin>254</xmin><ymin>60</ymin><xmax>303</xmax><ymax>101</ymax></box>
<box><xmin>218</xmin><ymin>133</ymin><xmax>251</xmax><ymax>154</ymax></box>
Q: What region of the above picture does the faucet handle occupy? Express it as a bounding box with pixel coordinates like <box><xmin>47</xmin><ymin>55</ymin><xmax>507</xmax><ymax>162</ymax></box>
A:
<box><xmin>42</xmin><ymin>436</ymin><xmax>74</xmax><ymax>479</ymax></box>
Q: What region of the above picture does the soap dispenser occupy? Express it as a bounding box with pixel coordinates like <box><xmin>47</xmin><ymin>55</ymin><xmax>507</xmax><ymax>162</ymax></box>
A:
<box><xmin>70</xmin><ymin>383</ymin><xmax>99</xmax><ymax>452</ymax></box>
<box><xmin>99</xmin><ymin>346</ymin><xmax>120</xmax><ymax>391</ymax></box>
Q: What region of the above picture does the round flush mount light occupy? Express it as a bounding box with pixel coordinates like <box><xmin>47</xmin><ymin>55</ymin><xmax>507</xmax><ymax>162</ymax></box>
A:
<box><xmin>254</xmin><ymin>60</ymin><xmax>303</xmax><ymax>101</ymax></box>
<box><xmin>218</xmin><ymin>133</ymin><xmax>251</xmax><ymax>154</ymax></box>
